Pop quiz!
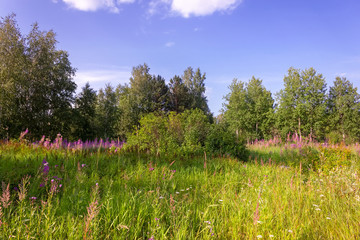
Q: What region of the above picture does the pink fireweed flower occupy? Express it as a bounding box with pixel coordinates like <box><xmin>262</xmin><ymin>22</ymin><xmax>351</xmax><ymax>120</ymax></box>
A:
<box><xmin>0</xmin><ymin>183</ymin><xmax>11</xmax><ymax>208</ymax></box>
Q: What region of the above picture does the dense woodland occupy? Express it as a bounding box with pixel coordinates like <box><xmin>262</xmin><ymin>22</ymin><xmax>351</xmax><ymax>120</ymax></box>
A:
<box><xmin>1</xmin><ymin>15</ymin><xmax>360</xmax><ymax>144</ymax></box>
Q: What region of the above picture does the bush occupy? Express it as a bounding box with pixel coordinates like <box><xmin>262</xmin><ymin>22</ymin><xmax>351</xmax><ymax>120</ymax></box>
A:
<box><xmin>125</xmin><ymin>109</ymin><xmax>210</xmax><ymax>157</ymax></box>
<box><xmin>205</xmin><ymin>123</ymin><xmax>247</xmax><ymax>159</ymax></box>
<box><xmin>314</xmin><ymin>145</ymin><xmax>353</xmax><ymax>174</ymax></box>
<box><xmin>125</xmin><ymin>109</ymin><xmax>247</xmax><ymax>158</ymax></box>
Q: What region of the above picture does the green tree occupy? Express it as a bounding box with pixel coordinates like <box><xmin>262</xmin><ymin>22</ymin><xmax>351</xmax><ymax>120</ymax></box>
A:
<box><xmin>245</xmin><ymin>77</ymin><xmax>275</xmax><ymax>140</ymax></box>
<box><xmin>223</xmin><ymin>79</ymin><xmax>248</xmax><ymax>139</ymax></box>
<box><xmin>73</xmin><ymin>83</ymin><xmax>97</xmax><ymax>140</ymax></box>
<box><xmin>276</xmin><ymin>67</ymin><xmax>327</xmax><ymax>140</ymax></box>
<box><xmin>115</xmin><ymin>84</ymin><xmax>138</xmax><ymax>140</ymax></box>
<box><xmin>168</xmin><ymin>75</ymin><xmax>191</xmax><ymax>113</ymax></box>
<box><xmin>223</xmin><ymin>77</ymin><xmax>274</xmax><ymax>141</ymax></box>
<box><xmin>0</xmin><ymin>14</ymin><xmax>76</xmax><ymax>139</ymax></box>
<box><xmin>327</xmin><ymin>77</ymin><xmax>360</xmax><ymax>142</ymax></box>
<box><xmin>0</xmin><ymin>14</ymin><xmax>26</xmax><ymax>138</ymax></box>
<box><xmin>129</xmin><ymin>63</ymin><xmax>169</xmax><ymax>114</ymax></box>
<box><xmin>182</xmin><ymin>67</ymin><xmax>211</xmax><ymax>115</ymax></box>
<box><xmin>95</xmin><ymin>84</ymin><xmax>118</xmax><ymax>139</ymax></box>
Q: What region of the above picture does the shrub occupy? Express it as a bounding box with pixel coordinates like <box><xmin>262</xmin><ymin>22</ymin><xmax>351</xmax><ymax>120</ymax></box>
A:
<box><xmin>125</xmin><ymin>109</ymin><xmax>247</xmax><ymax>158</ymax></box>
<box><xmin>125</xmin><ymin>109</ymin><xmax>210</xmax><ymax>157</ymax></box>
<box><xmin>205</xmin><ymin>122</ymin><xmax>247</xmax><ymax>159</ymax></box>
<box><xmin>314</xmin><ymin>145</ymin><xmax>353</xmax><ymax>174</ymax></box>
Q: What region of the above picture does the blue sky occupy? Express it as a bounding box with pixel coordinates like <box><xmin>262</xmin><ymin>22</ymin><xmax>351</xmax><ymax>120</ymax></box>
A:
<box><xmin>1</xmin><ymin>0</ymin><xmax>360</xmax><ymax>115</ymax></box>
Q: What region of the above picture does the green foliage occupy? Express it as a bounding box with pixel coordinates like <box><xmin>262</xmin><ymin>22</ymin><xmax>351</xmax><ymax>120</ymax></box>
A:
<box><xmin>327</xmin><ymin>77</ymin><xmax>360</xmax><ymax>142</ymax></box>
<box><xmin>315</xmin><ymin>145</ymin><xmax>354</xmax><ymax>174</ymax></box>
<box><xmin>0</xmin><ymin>14</ymin><xmax>76</xmax><ymax>139</ymax></box>
<box><xmin>205</xmin><ymin>122</ymin><xmax>248</xmax><ymax>159</ymax></box>
<box><xmin>276</xmin><ymin>67</ymin><xmax>327</xmax><ymax>140</ymax></box>
<box><xmin>95</xmin><ymin>84</ymin><xmax>118</xmax><ymax>139</ymax></box>
<box><xmin>125</xmin><ymin>109</ymin><xmax>212</xmax><ymax>157</ymax></box>
<box><xmin>223</xmin><ymin>77</ymin><xmax>274</xmax><ymax>141</ymax></box>
<box><xmin>72</xmin><ymin>83</ymin><xmax>97</xmax><ymax>140</ymax></box>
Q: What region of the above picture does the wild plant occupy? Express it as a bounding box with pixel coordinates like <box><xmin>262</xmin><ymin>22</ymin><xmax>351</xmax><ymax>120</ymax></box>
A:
<box><xmin>0</xmin><ymin>182</ymin><xmax>11</xmax><ymax>208</ymax></box>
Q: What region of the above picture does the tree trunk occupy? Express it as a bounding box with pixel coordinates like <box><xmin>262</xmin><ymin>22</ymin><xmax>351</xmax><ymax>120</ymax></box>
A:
<box><xmin>298</xmin><ymin>117</ymin><xmax>302</xmax><ymax>142</ymax></box>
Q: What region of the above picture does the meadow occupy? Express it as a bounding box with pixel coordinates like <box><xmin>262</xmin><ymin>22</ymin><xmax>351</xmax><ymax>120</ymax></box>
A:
<box><xmin>0</xmin><ymin>136</ymin><xmax>359</xmax><ymax>239</ymax></box>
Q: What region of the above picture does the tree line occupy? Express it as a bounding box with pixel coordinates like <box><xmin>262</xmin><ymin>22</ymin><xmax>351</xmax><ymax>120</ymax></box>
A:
<box><xmin>223</xmin><ymin>69</ymin><xmax>360</xmax><ymax>143</ymax></box>
<box><xmin>1</xmin><ymin>15</ymin><xmax>360</xmax><ymax>144</ymax></box>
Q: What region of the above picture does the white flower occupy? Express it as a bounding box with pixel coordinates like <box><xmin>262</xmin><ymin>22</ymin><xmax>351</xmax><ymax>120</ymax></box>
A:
<box><xmin>320</xmin><ymin>194</ymin><xmax>325</xmax><ymax>197</ymax></box>
<box><xmin>315</xmin><ymin>208</ymin><xmax>321</xmax><ymax>211</ymax></box>
<box><xmin>186</xmin><ymin>188</ymin><xmax>189</xmax><ymax>190</ymax></box>
<box><xmin>288</xmin><ymin>230</ymin><xmax>293</xmax><ymax>233</ymax></box>
<box><xmin>313</xmin><ymin>204</ymin><xmax>319</xmax><ymax>207</ymax></box>
<box><xmin>159</xmin><ymin>196</ymin><xmax>164</xmax><ymax>199</ymax></box>
<box><xmin>326</xmin><ymin>217</ymin><xmax>331</xmax><ymax>220</ymax></box>
<box><xmin>257</xmin><ymin>235</ymin><xmax>263</xmax><ymax>238</ymax></box>
<box><xmin>219</xmin><ymin>199</ymin><xmax>223</xmax><ymax>202</ymax></box>
<box><xmin>176</xmin><ymin>192</ymin><xmax>180</xmax><ymax>194</ymax></box>
<box><xmin>257</xmin><ymin>221</ymin><xmax>262</xmax><ymax>224</ymax></box>
<box><xmin>269</xmin><ymin>235</ymin><xmax>274</xmax><ymax>238</ymax></box>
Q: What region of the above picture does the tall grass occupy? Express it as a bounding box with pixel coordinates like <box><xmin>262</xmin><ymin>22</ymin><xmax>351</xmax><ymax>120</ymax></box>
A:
<box><xmin>0</xmin><ymin>139</ymin><xmax>359</xmax><ymax>239</ymax></box>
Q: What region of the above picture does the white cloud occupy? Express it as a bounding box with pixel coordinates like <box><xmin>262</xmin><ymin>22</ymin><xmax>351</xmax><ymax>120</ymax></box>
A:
<box><xmin>171</xmin><ymin>0</ymin><xmax>242</xmax><ymax>17</ymax></box>
<box><xmin>149</xmin><ymin>0</ymin><xmax>242</xmax><ymax>18</ymax></box>
<box><xmin>60</xmin><ymin>0</ymin><xmax>135</xmax><ymax>13</ymax></box>
<box><xmin>74</xmin><ymin>69</ymin><xmax>131</xmax><ymax>91</ymax></box>
<box><xmin>57</xmin><ymin>0</ymin><xmax>242</xmax><ymax>16</ymax></box>
<box><xmin>165</xmin><ymin>41</ymin><xmax>175</xmax><ymax>47</ymax></box>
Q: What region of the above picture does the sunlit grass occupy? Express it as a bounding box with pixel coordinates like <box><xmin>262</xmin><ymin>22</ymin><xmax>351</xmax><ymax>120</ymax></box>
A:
<box><xmin>0</xmin><ymin>142</ymin><xmax>359</xmax><ymax>239</ymax></box>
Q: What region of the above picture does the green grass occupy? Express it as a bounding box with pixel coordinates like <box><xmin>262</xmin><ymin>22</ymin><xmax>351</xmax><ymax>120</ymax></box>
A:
<box><xmin>0</xmin><ymin>142</ymin><xmax>359</xmax><ymax>239</ymax></box>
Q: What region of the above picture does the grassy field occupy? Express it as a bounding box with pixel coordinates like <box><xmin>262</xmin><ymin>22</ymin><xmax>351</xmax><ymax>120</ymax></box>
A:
<box><xmin>0</xmin><ymin>140</ymin><xmax>359</xmax><ymax>239</ymax></box>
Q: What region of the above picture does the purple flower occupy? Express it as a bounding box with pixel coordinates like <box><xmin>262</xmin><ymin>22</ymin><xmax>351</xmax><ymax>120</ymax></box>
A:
<box><xmin>81</xmin><ymin>164</ymin><xmax>86</xmax><ymax>168</ymax></box>
<box><xmin>40</xmin><ymin>183</ymin><xmax>45</xmax><ymax>187</ymax></box>
<box><xmin>30</xmin><ymin>197</ymin><xmax>37</xmax><ymax>200</ymax></box>
<box><xmin>59</xmin><ymin>184</ymin><xmax>62</xmax><ymax>188</ymax></box>
<box><xmin>149</xmin><ymin>168</ymin><xmax>154</xmax><ymax>171</ymax></box>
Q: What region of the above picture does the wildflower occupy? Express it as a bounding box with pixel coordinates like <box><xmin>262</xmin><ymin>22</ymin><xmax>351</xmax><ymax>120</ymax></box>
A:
<box><xmin>257</xmin><ymin>221</ymin><xmax>262</xmax><ymax>224</ymax></box>
<box><xmin>320</xmin><ymin>194</ymin><xmax>325</xmax><ymax>197</ymax></box>
<box><xmin>257</xmin><ymin>235</ymin><xmax>263</xmax><ymax>238</ymax></box>
<box><xmin>149</xmin><ymin>167</ymin><xmax>154</xmax><ymax>171</ymax></box>
<box><xmin>204</xmin><ymin>221</ymin><xmax>211</xmax><ymax>224</ymax></box>
<box><xmin>155</xmin><ymin>218</ymin><xmax>159</xmax><ymax>221</ymax></box>
<box><xmin>315</xmin><ymin>208</ymin><xmax>321</xmax><ymax>211</ymax></box>
<box><xmin>326</xmin><ymin>217</ymin><xmax>331</xmax><ymax>220</ymax></box>
<box><xmin>176</xmin><ymin>192</ymin><xmax>179</xmax><ymax>194</ymax></box>
<box><xmin>59</xmin><ymin>184</ymin><xmax>62</xmax><ymax>188</ymax></box>
<box><xmin>159</xmin><ymin>196</ymin><xmax>164</xmax><ymax>199</ymax></box>
<box><xmin>0</xmin><ymin>183</ymin><xmax>11</xmax><ymax>208</ymax></box>
<box><xmin>313</xmin><ymin>204</ymin><xmax>319</xmax><ymax>207</ymax></box>
<box><xmin>269</xmin><ymin>235</ymin><xmax>274</xmax><ymax>238</ymax></box>
<box><xmin>81</xmin><ymin>164</ymin><xmax>86</xmax><ymax>168</ymax></box>
<box><xmin>18</xmin><ymin>175</ymin><xmax>30</xmax><ymax>201</ymax></box>
<box><xmin>186</xmin><ymin>188</ymin><xmax>189</xmax><ymax>191</ymax></box>
<box><xmin>288</xmin><ymin>230</ymin><xmax>293</xmax><ymax>233</ymax></box>
<box><xmin>219</xmin><ymin>199</ymin><xmax>223</xmax><ymax>202</ymax></box>
<box><xmin>30</xmin><ymin>197</ymin><xmax>37</xmax><ymax>200</ymax></box>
